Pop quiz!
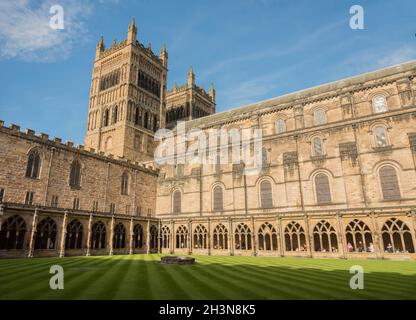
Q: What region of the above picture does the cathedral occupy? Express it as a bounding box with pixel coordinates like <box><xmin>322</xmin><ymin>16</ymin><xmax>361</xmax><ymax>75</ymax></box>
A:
<box><xmin>0</xmin><ymin>19</ymin><xmax>415</xmax><ymax>260</ymax></box>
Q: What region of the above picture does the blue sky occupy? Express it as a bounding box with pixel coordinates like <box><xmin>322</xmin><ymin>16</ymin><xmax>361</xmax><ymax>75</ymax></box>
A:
<box><xmin>0</xmin><ymin>0</ymin><xmax>415</xmax><ymax>144</ymax></box>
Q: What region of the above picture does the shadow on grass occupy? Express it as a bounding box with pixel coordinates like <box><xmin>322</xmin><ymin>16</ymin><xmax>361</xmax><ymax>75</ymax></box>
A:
<box><xmin>0</xmin><ymin>255</ymin><xmax>415</xmax><ymax>300</ymax></box>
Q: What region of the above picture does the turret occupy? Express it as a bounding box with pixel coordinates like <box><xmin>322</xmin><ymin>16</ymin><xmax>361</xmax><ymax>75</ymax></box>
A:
<box><xmin>187</xmin><ymin>66</ymin><xmax>195</xmax><ymax>88</ymax></box>
<box><xmin>209</xmin><ymin>82</ymin><xmax>216</xmax><ymax>102</ymax></box>
<box><xmin>127</xmin><ymin>18</ymin><xmax>137</xmax><ymax>45</ymax></box>
<box><xmin>160</xmin><ymin>43</ymin><xmax>168</xmax><ymax>68</ymax></box>
<box><xmin>95</xmin><ymin>36</ymin><xmax>105</xmax><ymax>60</ymax></box>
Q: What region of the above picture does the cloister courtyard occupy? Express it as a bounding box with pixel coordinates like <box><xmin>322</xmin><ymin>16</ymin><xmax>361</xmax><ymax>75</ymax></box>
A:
<box><xmin>0</xmin><ymin>254</ymin><xmax>415</xmax><ymax>300</ymax></box>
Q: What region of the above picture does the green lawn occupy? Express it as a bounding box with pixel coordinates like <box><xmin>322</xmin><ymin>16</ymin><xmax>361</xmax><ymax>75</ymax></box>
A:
<box><xmin>0</xmin><ymin>254</ymin><xmax>415</xmax><ymax>300</ymax></box>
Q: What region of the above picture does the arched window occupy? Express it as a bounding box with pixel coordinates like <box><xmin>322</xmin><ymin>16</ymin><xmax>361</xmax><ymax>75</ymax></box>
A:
<box><xmin>144</xmin><ymin>112</ymin><xmax>149</xmax><ymax>129</ymax></box>
<box><xmin>374</xmin><ymin>126</ymin><xmax>388</xmax><ymax>147</ymax></box>
<box><xmin>313</xmin><ymin>137</ymin><xmax>323</xmax><ymax>156</ymax></box>
<box><xmin>176</xmin><ymin>225</ymin><xmax>188</xmax><ymax>249</ymax></box>
<box><xmin>173</xmin><ymin>190</ymin><xmax>181</xmax><ymax>214</ymax></box>
<box><xmin>34</xmin><ymin>217</ymin><xmax>57</xmax><ymax>250</ymax></box>
<box><xmin>135</xmin><ymin>107</ymin><xmax>141</xmax><ymax>125</ymax></box>
<box><xmin>313</xmin><ymin>220</ymin><xmax>338</xmax><ymax>252</ymax></box>
<box><xmin>65</xmin><ymin>219</ymin><xmax>83</xmax><ymax>250</ymax></box>
<box><xmin>314</xmin><ymin>109</ymin><xmax>327</xmax><ymax>125</ymax></box>
<box><xmin>345</xmin><ymin>219</ymin><xmax>373</xmax><ymax>252</ymax></box>
<box><xmin>373</xmin><ymin>95</ymin><xmax>388</xmax><ymax>113</ymax></box>
<box><xmin>26</xmin><ymin>151</ymin><xmax>41</xmax><ymax>179</ymax></box>
<box><xmin>234</xmin><ymin>223</ymin><xmax>252</xmax><ymax>251</ymax></box>
<box><xmin>113</xmin><ymin>223</ymin><xmax>126</xmax><ymax>249</ymax></box>
<box><xmin>213</xmin><ymin>224</ymin><xmax>228</xmax><ymax>250</ymax></box>
<box><xmin>69</xmin><ymin>160</ymin><xmax>81</xmax><ymax>189</ymax></box>
<box><xmin>379</xmin><ymin>165</ymin><xmax>401</xmax><ymax>200</ymax></box>
<box><xmin>260</xmin><ymin>180</ymin><xmax>273</xmax><ymax>209</ymax></box>
<box><xmin>315</xmin><ymin>173</ymin><xmax>331</xmax><ymax>204</ymax></box>
<box><xmin>276</xmin><ymin>119</ymin><xmax>286</xmax><ymax>133</ymax></box>
<box><xmin>112</xmin><ymin>106</ymin><xmax>118</xmax><ymax>124</ymax></box>
<box><xmin>258</xmin><ymin>223</ymin><xmax>278</xmax><ymax>251</ymax></box>
<box><xmin>161</xmin><ymin>225</ymin><xmax>170</xmax><ymax>249</ymax></box>
<box><xmin>193</xmin><ymin>224</ymin><xmax>208</xmax><ymax>249</ymax></box>
<box><xmin>103</xmin><ymin>109</ymin><xmax>110</xmax><ymax>127</ymax></box>
<box><xmin>284</xmin><ymin>221</ymin><xmax>306</xmax><ymax>252</ymax></box>
<box><xmin>91</xmin><ymin>221</ymin><xmax>106</xmax><ymax>249</ymax></box>
<box><xmin>213</xmin><ymin>186</ymin><xmax>223</xmax><ymax>211</ymax></box>
<box><xmin>0</xmin><ymin>215</ymin><xmax>26</xmax><ymax>250</ymax></box>
<box><xmin>150</xmin><ymin>225</ymin><xmax>158</xmax><ymax>250</ymax></box>
<box><xmin>121</xmin><ymin>172</ymin><xmax>129</xmax><ymax>195</ymax></box>
<box><xmin>382</xmin><ymin>218</ymin><xmax>414</xmax><ymax>253</ymax></box>
<box><xmin>133</xmin><ymin>224</ymin><xmax>143</xmax><ymax>248</ymax></box>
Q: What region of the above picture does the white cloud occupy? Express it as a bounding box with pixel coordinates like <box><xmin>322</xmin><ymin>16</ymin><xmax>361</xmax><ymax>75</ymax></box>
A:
<box><xmin>0</xmin><ymin>0</ymin><xmax>91</xmax><ymax>62</ymax></box>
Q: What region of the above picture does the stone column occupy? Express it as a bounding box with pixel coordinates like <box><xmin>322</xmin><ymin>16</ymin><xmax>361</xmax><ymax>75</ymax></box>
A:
<box><xmin>158</xmin><ymin>220</ymin><xmax>162</xmax><ymax>254</ymax></box>
<box><xmin>0</xmin><ymin>204</ymin><xmax>5</xmax><ymax>232</ymax></box>
<box><xmin>129</xmin><ymin>217</ymin><xmax>134</xmax><ymax>255</ymax></box>
<box><xmin>228</xmin><ymin>218</ymin><xmax>234</xmax><ymax>256</ymax></box>
<box><xmin>276</xmin><ymin>215</ymin><xmax>284</xmax><ymax>257</ymax></box>
<box><xmin>336</xmin><ymin>212</ymin><xmax>346</xmax><ymax>259</ymax></box>
<box><xmin>251</xmin><ymin>216</ymin><xmax>256</xmax><ymax>256</ymax></box>
<box><xmin>86</xmin><ymin>214</ymin><xmax>93</xmax><ymax>256</ymax></box>
<box><xmin>304</xmin><ymin>214</ymin><xmax>313</xmax><ymax>258</ymax></box>
<box><xmin>188</xmin><ymin>219</ymin><xmax>192</xmax><ymax>255</ymax></box>
<box><xmin>146</xmin><ymin>219</ymin><xmax>150</xmax><ymax>254</ymax></box>
<box><xmin>28</xmin><ymin>208</ymin><xmax>39</xmax><ymax>258</ymax></box>
<box><xmin>370</xmin><ymin>212</ymin><xmax>383</xmax><ymax>259</ymax></box>
<box><xmin>59</xmin><ymin>211</ymin><xmax>68</xmax><ymax>258</ymax></box>
<box><xmin>170</xmin><ymin>220</ymin><xmax>174</xmax><ymax>254</ymax></box>
<box><xmin>109</xmin><ymin>215</ymin><xmax>115</xmax><ymax>256</ymax></box>
<box><xmin>207</xmin><ymin>218</ymin><xmax>211</xmax><ymax>256</ymax></box>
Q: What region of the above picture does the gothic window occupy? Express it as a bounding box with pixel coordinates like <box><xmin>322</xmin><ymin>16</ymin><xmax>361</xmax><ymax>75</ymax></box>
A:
<box><xmin>193</xmin><ymin>224</ymin><xmax>208</xmax><ymax>249</ymax></box>
<box><xmin>374</xmin><ymin>126</ymin><xmax>388</xmax><ymax>148</ymax></box>
<box><xmin>113</xmin><ymin>223</ymin><xmax>126</xmax><ymax>249</ymax></box>
<box><xmin>234</xmin><ymin>223</ymin><xmax>252</xmax><ymax>251</ymax></box>
<box><xmin>144</xmin><ymin>112</ymin><xmax>149</xmax><ymax>129</ymax></box>
<box><xmin>69</xmin><ymin>160</ymin><xmax>81</xmax><ymax>189</ymax></box>
<box><xmin>0</xmin><ymin>215</ymin><xmax>26</xmax><ymax>250</ymax></box>
<box><xmin>25</xmin><ymin>191</ymin><xmax>34</xmax><ymax>205</ymax></box>
<box><xmin>133</xmin><ymin>224</ymin><xmax>143</xmax><ymax>248</ymax></box>
<box><xmin>112</xmin><ymin>106</ymin><xmax>118</xmax><ymax>124</ymax></box>
<box><xmin>314</xmin><ymin>109</ymin><xmax>327</xmax><ymax>126</ymax></box>
<box><xmin>150</xmin><ymin>225</ymin><xmax>158</xmax><ymax>250</ymax></box>
<box><xmin>276</xmin><ymin>119</ymin><xmax>286</xmax><ymax>133</ymax></box>
<box><xmin>161</xmin><ymin>225</ymin><xmax>170</xmax><ymax>249</ymax></box>
<box><xmin>284</xmin><ymin>221</ymin><xmax>306</xmax><ymax>252</ymax></box>
<box><xmin>382</xmin><ymin>218</ymin><xmax>414</xmax><ymax>253</ymax></box>
<box><xmin>379</xmin><ymin>165</ymin><xmax>401</xmax><ymax>200</ymax></box>
<box><xmin>91</xmin><ymin>221</ymin><xmax>106</xmax><ymax>250</ymax></box>
<box><xmin>315</xmin><ymin>173</ymin><xmax>331</xmax><ymax>204</ymax></box>
<box><xmin>135</xmin><ymin>107</ymin><xmax>141</xmax><ymax>125</ymax></box>
<box><xmin>373</xmin><ymin>95</ymin><xmax>388</xmax><ymax>113</ymax></box>
<box><xmin>34</xmin><ymin>217</ymin><xmax>57</xmax><ymax>250</ymax></box>
<box><xmin>172</xmin><ymin>190</ymin><xmax>181</xmax><ymax>214</ymax></box>
<box><xmin>213</xmin><ymin>186</ymin><xmax>224</xmax><ymax>212</ymax></box>
<box><xmin>153</xmin><ymin>115</ymin><xmax>158</xmax><ymax>132</ymax></box>
<box><xmin>213</xmin><ymin>224</ymin><xmax>228</xmax><ymax>250</ymax></box>
<box><xmin>258</xmin><ymin>223</ymin><xmax>278</xmax><ymax>251</ymax></box>
<box><xmin>313</xmin><ymin>220</ymin><xmax>338</xmax><ymax>252</ymax></box>
<box><xmin>260</xmin><ymin>180</ymin><xmax>273</xmax><ymax>209</ymax></box>
<box><xmin>26</xmin><ymin>150</ymin><xmax>41</xmax><ymax>179</ymax></box>
<box><xmin>0</xmin><ymin>188</ymin><xmax>4</xmax><ymax>203</ymax></box>
<box><xmin>104</xmin><ymin>109</ymin><xmax>110</xmax><ymax>127</ymax></box>
<box><xmin>345</xmin><ymin>219</ymin><xmax>373</xmax><ymax>252</ymax></box>
<box><xmin>313</xmin><ymin>137</ymin><xmax>324</xmax><ymax>156</ymax></box>
<box><xmin>65</xmin><ymin>219</ymin><xmax>83</xmax><ymax>250</ymax></box>
<box><xmin>121</xmin><ymin>172</ymin><xmax>129</xmax><ymax>195</ymax></box>
<box><xmin>176</xmin><ymin>225</ymin><xmax>188</xmax><ymax>249</ymax></box>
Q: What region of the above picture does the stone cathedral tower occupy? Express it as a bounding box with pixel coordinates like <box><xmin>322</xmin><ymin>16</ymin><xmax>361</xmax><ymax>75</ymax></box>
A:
<box><xmin>84</xmin><ymin>18</ymin><xmax>168</xmax><ymax>162</ymax></box>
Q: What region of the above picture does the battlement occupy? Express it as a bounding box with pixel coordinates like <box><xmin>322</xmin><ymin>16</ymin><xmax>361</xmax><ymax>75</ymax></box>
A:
<box><xmin>0</xmin><ymin>120</ymin><xmax>158</xmax><ymax>175</ymax></box>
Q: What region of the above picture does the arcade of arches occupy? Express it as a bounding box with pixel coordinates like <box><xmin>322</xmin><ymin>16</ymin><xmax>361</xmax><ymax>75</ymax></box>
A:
<box><xmin>2</xmin><ymin>206</ymin><xmax>414</xmax><ymax>260</ymax></box>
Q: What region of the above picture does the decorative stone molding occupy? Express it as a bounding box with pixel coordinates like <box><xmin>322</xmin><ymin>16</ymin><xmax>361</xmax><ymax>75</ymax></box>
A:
<box><xmin>339</xmin><ymin>142</ymin><xmax>358</xmax><ymax>166</ymax></box>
